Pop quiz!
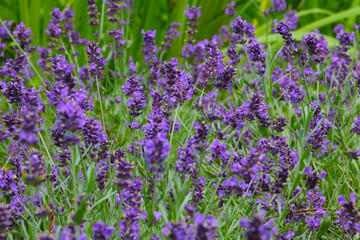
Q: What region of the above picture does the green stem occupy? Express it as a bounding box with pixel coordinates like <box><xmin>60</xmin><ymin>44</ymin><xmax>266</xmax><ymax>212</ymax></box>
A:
<box><xmin>299</xmin><ymin>58</ymin><xmax>311</xmax><ymax>104</ymax></box>
<box><xmin>96</xmin><ymin>76</ymin><xmax>106</xmax><ymax>129</ymax></box>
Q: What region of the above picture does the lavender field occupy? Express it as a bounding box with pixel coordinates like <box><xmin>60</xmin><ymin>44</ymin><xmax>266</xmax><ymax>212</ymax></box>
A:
<box><xmin>1</xmin><ymin>0</ymin><xmax>360</xmax><ymax>239</ymax></box>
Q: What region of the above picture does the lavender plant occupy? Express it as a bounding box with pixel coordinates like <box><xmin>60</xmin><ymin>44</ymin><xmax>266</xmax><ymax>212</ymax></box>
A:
<box><xmin>1</xmin><ymin>1</ymin><xmax>360</xmax><ymax>239</ymax></box>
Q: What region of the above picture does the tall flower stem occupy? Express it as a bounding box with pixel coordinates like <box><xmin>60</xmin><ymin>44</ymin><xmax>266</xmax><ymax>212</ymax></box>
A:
<box><xmin>192</xmin><ymin>90</ymin><xmax>221</xmax><ymax>203</ymax></box>
<box><xmin>298</xmin><ymin>57</ymin><xmax>311</xmax><ymax>104</ymax></box>
<box><xmin>96</xmin><ymin>76</ymin><xmax>106</xmax><ymax>129</ymax></box>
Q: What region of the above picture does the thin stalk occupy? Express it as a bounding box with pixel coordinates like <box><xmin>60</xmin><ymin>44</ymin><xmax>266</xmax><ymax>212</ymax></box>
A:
<box><xmin>99</xmin><ymin>0</ymin><xmax>106</xmax><ymax>40</ymax></box>
<box><xmin>95</xmin><ymin>76</ymin><xmax>106</xmax><ymax>129</ymax></box>
<box><xmin>192</xmin><ymin>90</ymin><xmax>221</xmax><ymax>203</ymax></box>
<box><xmin>298</xmin><ymin>57</ymin><xmax>311</xmax><ymax>104</ymax></box>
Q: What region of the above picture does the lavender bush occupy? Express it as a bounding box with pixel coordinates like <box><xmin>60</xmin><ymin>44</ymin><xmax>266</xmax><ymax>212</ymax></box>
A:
<box><xmin>0</xmin><ymin>1</ymin><xmax>360</xmax><ymax>239</ymax></box>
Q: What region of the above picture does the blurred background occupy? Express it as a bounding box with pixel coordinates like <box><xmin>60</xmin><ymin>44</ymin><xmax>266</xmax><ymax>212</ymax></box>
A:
<box><xmin>0</xmin><ymin>0</ymin><xmax>359</xmax><ymax>61</ymax></box>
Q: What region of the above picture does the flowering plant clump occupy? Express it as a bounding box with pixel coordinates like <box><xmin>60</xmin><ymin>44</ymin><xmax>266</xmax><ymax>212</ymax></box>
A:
<box><xmin>1</xmin><ymin>1</ymin><xmax>360</xmax><ymax>239</ymax></box>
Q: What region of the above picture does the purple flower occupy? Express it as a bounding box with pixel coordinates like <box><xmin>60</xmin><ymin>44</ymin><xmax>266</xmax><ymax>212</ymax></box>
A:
<box><xmin>303</xmin><ymin>29</ymin><xmax>330</xmax><ymax>63</ymax></box>
<box><xmin>145</xmin><ymin>132</ymin><xmax>170</xmax><ymax>172</ymax></box>
<box><xmin>214</xmin><ymin>64</ymin><xmax>237</xmax><ymax>90</ymax></box>
<box><xmin>193</xmin><ymin>177</ymin><xmax>206</xmax><ymax>204</ymax></box>
<box><xmin>272</xmin><ymin>117</ymin><xmax>288</xmax><ymax>132</ymax></box>
<box><xmin>115</xmin><ymin>158</ymin><xmax>133</xmax><ymax>188</ymax></box>
<box><xmin>273</xmin><ymin>20</ymin><xmax>297</xmax><ymax>58</ymax></box>
<box><xmin>226</xmin><ymin>45</ymin><xmax>241</xmax><ymax>65</ymax></box>
<box><xmin>0</xmin><ymin>169</ymin><xmax>24</xmax><ymax>197</ymax></box>
<box><xmin>335</xmin><ymin>193</ymin><xmax>360</xmax><ymax>237</ymax></box>
<box><xmin>118</xmin><ymin>178</ymin><xmax>143</xmax><ymax>240</ymax></box>
<box><xmin>336</xmin><ymin>30</ymin><xmax>355</xmax><ymax>50</ymax></box>
<box><xmin>240</xmin><ymin>211</ymin><xmax>274</xmax><ymax>239</ymax></box>
<box><xmin>23</xmin><ymin>151</ymin><xmax>48</xmax><ymax>187</ymax></box>
<box><xmin>303</xmin><ymin>166</ymin><xmax>326</xmax><ymax>189</ymax></box>
<box><xmin>153</xmin><ymin>211</ymin><xmax>161</xmax><ymax>223</ymax></box>
<box><xmin>55</xmin><ymin>100</ymin><xmax>86</xmax><ymax>131</ymax></box>
<box><xmin>176</xmin><ymin>143</ymin><xmax>198</xmax><ymax>179</ymax></box>
<box><xmin>122</xmin><ymin>76</ymin><xmax>144</xmax><ymax>96</ymax></box>
<box><xmin>51</xmin><ymin>54</ymin><xmax>76</xmax><ymax>89</ymax></box>
<box><xmin>225</xmin><ymin>1</ymin><xmax>236</xmax><ymax>18</ymax></box>
<box><xmin>162</xmin><ymin>22</ymin><xmax>181</xmax><ymax>51</ymax></box>
<box><xmin>230</xmin><ymin>16</ymin><xmax>255</xmax><ymax>44</ymax></box>
<box><xmin>82</xmin><ymin>117</ymin><xmax>107</xmax><ymax>146</ymax></box>
<box><xmin>185</xmin><ymin>5</ymin><xmax>201</xmax><ymax>41</ymax></box>
<box><xmin>194</xmin><ymin>214</ymin><xmax>218</xmax><ymax>239</ymax></box>
<box><xmin>86</xmin><ymin>42</ymin><xmax>107</xmax><ymax>79</ymax></box>
<box><xmin>92</xmin><ymin>221</ymin><xmax>115</xmax><ymax>240</ymax></box>
<box><xmin>141</xmin><ymin>30</ymin><xmax>158</xmax><ymax>64</ymax></box>
<box><xmin>247</xmin><ymin>39</ymin><xmax>266</xmax><ymax>75</ymax></box>
<box><xmin>162</xmin><ymin>222</ymin><xmax>195</xmax><ymax>240</ymax></box>
<box><xmin>0</xmin><ymin>205</ymin><xmax>11</xmax><ymax>239</ymax></box>
<box><xmin>19</xmin><ymin>109</ymin><xmax>43</xmax><ymax>145</ymax></box>
<box><xmin>0</xmin><ymin>77</ymin><xmax>25</xmax><ymax>104</ymax></box>
<box><xmin>333</xmin><ymin>24</ymin><xmax>344</xmax><ymax>34</ymax></box>
<box><xmin>272</xmin><ymin>0</ymin><xmax>286</xmax><ymax>12</ymax></box>
<box><xmin>284</xmin><ymin>10</ymin><xmax>298</xmax><ymax>30</ymax></box>
<box><xmin>13</xmin><ymin>22</ymin><xmax>35</xmax><ymax>52</ymax></box>
<box><xmin>0</xmin><ymin>52</ymin><xmax>30</xmax><ymax>78</ymax></box>
<box><xmin>126</xmin><ymin>91</ymin><xmax>147</xmax><ymax>117</ymax></box>
<box><xmin>87</xmin><ymin>0</ymin><xmax>100</xmax><ymax>26</ymax></box>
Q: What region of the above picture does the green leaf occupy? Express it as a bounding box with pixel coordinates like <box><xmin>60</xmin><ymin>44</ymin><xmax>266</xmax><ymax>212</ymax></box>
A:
<box><xmin>316</xmin><ymin>217</ymin><xmax>332</xmax><ymax>238</ymax></box>
<box><xmin>298</xmin><ymin>6</ymin><xmax>360</xmax><ymax>32</ymax></box>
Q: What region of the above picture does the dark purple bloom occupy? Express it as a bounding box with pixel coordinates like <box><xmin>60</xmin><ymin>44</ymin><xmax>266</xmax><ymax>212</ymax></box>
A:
<box><xmin>51</xmin><ymin>128</ymin><xmax>80</xmax><ymax>149</ymax></box>
<box><xmin>176</xmin><ymin>143</ymin><xmax>198</xmax><ymax>179</ymax></box>
<box><xmin>272</xmin><ymin>117</ymin><xmax>288</xmax><ymax>132</ymax></box>
<box><xmin>193</xmin><ymin>177</ymin><xmax>206</xmax><ymax>204</ymax></box>
<box><xmin>115</xmin><ymin>158</ymin><xmax>133</xmax><ymax>188</ymax></box>
<box><xmin>0</xmin><ymin>169</ymin><xmax>25</xmax><ymax>197</ymax></box>
<box><xmin>92</xmin><ymin>221</ymin><xmax>115</xmax><ymax>240</ymax></box>
<box><xmin>230</xmin><ymin>16</ymin><xmax>255</xmax><ymax>44</ymax></box>
<box><xmin>214</xmin><ymin>64</ymin><xmax>237</xmax><ymax>90</ymax></box>
<box><xmin>82</xmin><ymin>117</ymin><xmax>107</xmax><ymax>146</ymax></box>
<box><xmin>118</xmin><ymin>177</ymin><xmax>143</xmax><ymax>240</ymax></box>
<box><xmin>51</xmin><ymin>54</ymin><xmax>76</xmax><ymax>89</ymax></box>
<box><xmin>226</xmin><ymin>45</ymin><xmax>241</xmax><ymax>65</ymax></box>
<box><xmin>87</xmin><ymin>0</ymin><xmax>100</xmax><ymax>26</ymax></box>
<box><xmin>86</xmin><ymin>42</ymin><xmax>107</xmax><ymax>79</ymax></box>
<box><xmin>303</xmin><ymin>29</ymin><xmax>330</xmax><ymax>63</ymax></box>
<box><xmin>335</xmin><ymin>193</ymin><xmax>360</xmax><ymax>237</ymax></box>
<box><xmin>122</xmin><ymin>76</ymin><xmax>144</xmax><ymax>96</ymax></box>
<box><xmin>38</xmin><ymin>234</ymin><xmax>54</xmax><ymax>240</ymax></box>
<box><xmin>0</xmin><ymin>52</ymin><xmax>31</xmax><ymax>78</ymax></box>
<box><xmin>126</xmin><ymin>91</ymin><xmax>147</xmax><ymax>117</ymax></box>
<box><xmin>273</xmin><ymin>20</ymin><xmax>297</xmax><ymax>58</ymax></box>
<box><xmin>0</xmin><ymin>77</ymin><xmax>25</xmax><ymax>104</ymax></box>
<box><xmin>284</xmin><ymin>84</ymin><xmax>304</xmax><ymax>104</ymax></box>
<box><xmin>185</xmin><ymin>5</ymin><xmax>201</xmax><ymax>41</ymax></box>
<box><xmin>240</xmin><ymin>211</ymin><xmax>274</xmax><ymax>239</ymax></box>
<box><xmin>13</xmin><ymin>22</ymin><xmax>35</xmax><ymax>52</ymax></box>
<box><xmin>303</xmin><ymin>166</ymin><xmax>326</xmax><ymax>189</ymax></box>
<box><xmin>194</xmin><ymin>213</ymin><xmax>218</xmax><ymax>240</ymax></box>
<box><xmin>336</xmin><ymin>30</ymin><xmax>355</xmax><ymax>50</ymax></box>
